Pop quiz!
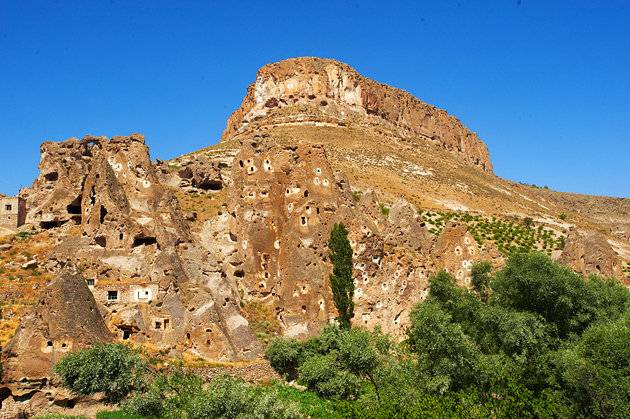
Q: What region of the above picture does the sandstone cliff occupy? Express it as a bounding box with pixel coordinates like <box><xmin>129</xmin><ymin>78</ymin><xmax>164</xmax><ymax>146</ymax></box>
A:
<box><xmin>222</xmin><ymin>57</ymin><xmax>493</xmax><ymax>172</ymax></box>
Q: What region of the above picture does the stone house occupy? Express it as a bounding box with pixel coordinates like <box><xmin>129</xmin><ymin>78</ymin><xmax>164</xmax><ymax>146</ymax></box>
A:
<box><xmin>0</xmin><ymin>196</ymin><xmax>26</xmax><ymax>229</ymax></box>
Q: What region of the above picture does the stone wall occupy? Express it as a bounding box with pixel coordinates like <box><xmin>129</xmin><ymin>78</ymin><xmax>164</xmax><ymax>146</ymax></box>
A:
<box><xmin>0</xmin><ymin>196</ymin><xmax>25</xmax><ymax>230</ymax></box>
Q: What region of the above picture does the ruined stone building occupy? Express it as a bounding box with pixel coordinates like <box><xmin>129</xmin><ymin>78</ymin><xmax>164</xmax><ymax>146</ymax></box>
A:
<box><xmin>0</xmin><ymin>196</ymin><xmax>25</xmax><ymax>230</ymax></box>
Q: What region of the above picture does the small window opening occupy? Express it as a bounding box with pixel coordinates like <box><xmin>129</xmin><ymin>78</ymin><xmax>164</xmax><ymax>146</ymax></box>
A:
<box><xmin>155</xmin><ymin>321</ymin><xmax>162</xmax><ymax>329</ymax></box>
<box><xmin>44</xmin><ymin>172</ymin><xmax>59</xmax><ymax>182</ymax></box>
<box><xmin>122</xmin><ymin>330</ymin><xmax>130</xmax><ymax>340</ymax></box>
<box><xmin>47</xmin><ymin>341</ymin><xmax>53</xmax><ymax>347</ymax></box>
<box><xmin>40</xmin><ymin>220</ymin><xmax>66</xmax><ymax>229</ymax></box>
<box><xmin>66</xmin><ymin>196</ymin><xmax>82</xmax><ymax>215</ymax></box>
<box><xmin>163</xmin><ymin>318</ymin><xmax>170</xmax><ymax>329</ymax></box>
<box><xmin>99</xmin><ymin>206</ymin><xmax>108</xmax><ymax>223</ymax></box>
<box><xmin>5</xmin><ymin>204</ymin><xmax>12</xmax><ymax>211</ymax></box>
<box><xmin>95</xmin><ymin>236</ymin><xmax>107</xmax><ymax>247</ymax></box>
<box><xmin>86</xmin><ymin>279</ymin><xmax>95</xmax><ymax>286</ymax></box>
<box><xmin>107</xmin><ymin>290</ymin><xmax>118</xmax><ymax>301</ymax></box>
<box><xmin>133</xmin><ymin>236</ymin><xmax>157</xmax><ymax>247</ymax></box>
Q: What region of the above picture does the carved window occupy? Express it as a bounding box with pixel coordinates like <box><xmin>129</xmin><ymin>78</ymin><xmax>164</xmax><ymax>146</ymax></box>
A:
<box><xmin>107</xmin><ymin>290</ymin><xmax>118</xmax><ymax>301</ymax></box>
<box><xmin>4</xmin><ymin>204</ymin><xmax>11</xmax><ymax>211</ymax></box>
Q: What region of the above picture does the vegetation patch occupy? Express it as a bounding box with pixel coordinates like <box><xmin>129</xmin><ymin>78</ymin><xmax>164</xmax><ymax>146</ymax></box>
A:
<box><xmin>419</xmin><ymin>210</ymin><xmax>565</xmax><ymax>256</ymax></box>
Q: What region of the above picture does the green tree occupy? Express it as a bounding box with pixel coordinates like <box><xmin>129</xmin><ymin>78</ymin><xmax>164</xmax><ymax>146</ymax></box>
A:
<box><xmin>54</xmin><ymin>343</ymin><xmax>146</xmax><ymax>402</ymax></box>
<box><xmin>328</xmin><ymin>223</ymin><xmax>354</xmax><ymax>329</ymax></box>
<box><xmin>265</xmin><ymin>337</ymin><xmax>303</xmax><ymax>380</ymax></box>
<box><xmin>471</xmin><ymin>261</ymin><xmax>492</xmax><ymax>302</ymax></box>
<box><xmin>550</xmin><ymin>313</ymin><xmax>630</xmax><ymax>418</ymax></box>
<box><xmin>491</xmin><ymin>253</ymin><xmax>629</xmax><ymax>337</ymax></box>
<box><xmin>407</xmin><ymin>301</ymin><xmax>481</xmax><ymax>392</ymax></box>
<box><xmin>338</xmin><ymin>329</ymin><xmax>382</xmax><ymax>400</ymax></box>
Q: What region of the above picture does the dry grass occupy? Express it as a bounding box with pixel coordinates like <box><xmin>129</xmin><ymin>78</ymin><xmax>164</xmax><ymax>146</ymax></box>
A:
<box><xmin>0</xmin><ymin>229</ymin><xmax>56</xmax><ymax>345</ymax></box>
<box><xmin>175</xmin><ymin>188</ymin><xmax>228</xmax><ymax>232</ymax></box>
<box><xmin>241</xmin><ymin>300</ymin><xmax>281</xmax><ymax>346</ymax></box>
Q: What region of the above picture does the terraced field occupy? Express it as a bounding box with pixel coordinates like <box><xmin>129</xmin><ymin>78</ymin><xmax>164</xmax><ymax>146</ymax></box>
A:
<box><xmin>419</xmin><ymin>210</ymin><xmax>565</xmax><ymax>257</ymax></box>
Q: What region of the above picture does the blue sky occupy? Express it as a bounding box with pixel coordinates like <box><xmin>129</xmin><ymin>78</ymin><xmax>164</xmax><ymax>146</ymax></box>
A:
<box><xmin>1</xmin><ymin>1</ymin><xmax>628</xmax><ymax>197</ymax></box>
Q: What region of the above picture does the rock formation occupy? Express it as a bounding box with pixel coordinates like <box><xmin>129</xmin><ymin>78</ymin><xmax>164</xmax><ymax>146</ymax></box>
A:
<box><xmin>222</xmin><ymin>57</ymin><xmax>493</xmax><ymax>172</ymax></box>
<box><xmin>1</xmin><ymin>270</ymin><xmax>112</xmax><ymax>384</ymax></box>
<box><xmin>17</xmin><ymin>134</ymin><xmax>260</xmax><ymax>362</ymax></box>
<box><xmin>432</xmin><ymin>222</ymin><xmax>503</xmax><ymax>286</ymax></box>
<box><xmin>559</xmin><ymin>229</ymin><xmax>623</xmax><ymax>278</ymax></box>
<box><xmin>21</xmin><ymin>137</ymin><xmax>95</xmax><ymax>229</ymax></box>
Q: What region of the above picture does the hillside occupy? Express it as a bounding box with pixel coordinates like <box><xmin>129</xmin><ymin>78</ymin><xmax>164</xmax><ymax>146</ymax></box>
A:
<box><xmin>1</xmin><ymin>56</ymin><xmax>629</xmax><ymax>415</ymax></box>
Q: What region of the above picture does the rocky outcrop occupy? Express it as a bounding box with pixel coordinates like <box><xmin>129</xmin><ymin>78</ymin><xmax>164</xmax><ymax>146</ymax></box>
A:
<box><xmin>80</xmin><ymin>134</ymin><xmax>189</xmax><ymax>250</ymax></box>
<box><xmin>21</xmin><ymin>137</ymin><xmax>95</xmax><ymax>228</ymax></box>
<box><xmin>1</xmin><ymin>270</ymin><xmax>112</xmax><ymax>384</ymax></box>
<box><xmin>220</xmin><ymin>139</ymin><xmax>352</xmax><ymax>337</ymax></box>
<box><xmin>559</xmin><ymin>229</ymin><xmax>623</xmax><ymax>279</ymax></box>
<box><xmin>221</xmin><ymin>57</ymin><xmax>493</xmax><ymax>172</ymax></box>
<box><xmin>16</xmin><ymin>134</ymin><xmax>260</xmax><ymax>363</ymax></box>
<box><xmin>432</xmin><ymin>222</ymin><xmax>503</xmax><ymax>287</ymax></box>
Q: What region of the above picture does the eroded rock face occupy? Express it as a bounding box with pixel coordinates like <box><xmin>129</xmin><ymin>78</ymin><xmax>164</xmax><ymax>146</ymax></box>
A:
<box><xmin>222</xmin><ymin>57</ymin><xmax>493</xmax><ymax>172</ymax></box>
<box><xmin>213</xmin><ymin>141</ymin><xmax>443</xmax><ymax>338</ymax></box>
<box><xmin>220</xmin><ymin>140</ymin><xmax>350</xmax><ymax>337</ymax></box>
<box><xmin>157</xmin><ymin>152</ymin><xmax>230</xmax><ymax>193</ymax></box>
<box><xmin>432</xmin><ymin>222</ymin><xmax>503</xmax><ymax>287</ymax></box>
<box><xmin>385</xmin><ymin>197</ymin><xmax>433</xmax><ymax>254</ymax></box>
<box><xmin>559</xmin><ymin>229</ymin><xmax>623</xmax><ymax>278</ymax></box>
<box><xmin>1</xmin><ymin>270</ymin><xmax>113</xmax><ymax>384</ymax></box>
<box><xmin>21</xmin><ymin>137</ymin><xmax>96</xmax><ymax>229</ymax></box>
<box><xmin>80</xmin><ymin>134</ymin><xmax>189</xmax><ymax>250</ymax></box>
<box><xmin>15</xmin><ymin>134</ymin><xmax>260</xmax><ymax>363</ymax></box>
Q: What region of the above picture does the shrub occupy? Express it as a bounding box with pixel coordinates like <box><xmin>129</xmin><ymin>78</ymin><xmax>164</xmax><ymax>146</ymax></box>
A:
<box><xmin>53</xmin><ymin>344</ymin><xmax>146</xmax><ymax>402</ymax></box>
<box><xmin>96</xmin><ymin>411</ymin><xmax>144</xmax><ymax>419</ymax></box>
<box><xmin>328</xmin><ymin>223</ymin><xmax>354</xmax><ymax>329</ymax></box>
<box><xmin>187</xmin><ymin>375</ymin><xmax>300</xmax><ymax>419</ymax></box>
<box><xmin>378</xmin><ymin>203</ymin><xmax>390</xmax><ymax>217</ymax></box>
<box><xmin>298</xmin><ymin>352</ymin><xmax>361</xmax><ymax>399</ymax></box>
<box><xmin>265</xmin><ymin>337</ymin><xmax>303</xmax><ymax>380</ymax></box>
<box><xmin>123</xmin><ymin>373</ymin><xmax>299</xmax><ymax>419</ymax></box>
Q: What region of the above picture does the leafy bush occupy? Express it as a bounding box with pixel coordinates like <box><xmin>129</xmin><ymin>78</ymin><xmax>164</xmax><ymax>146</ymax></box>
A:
<box><xmin>123</xmin><ymin>374</ymin><xmax>299</xmax><ymax>419</ymax></box>
<box><xmin>265</xmin><ymin>337</ymin><xmax>303</xmax><ymax>380</ymax></box>
<box><xmin>550</xmin><ymin>313</ymin><xmax>630</xmax><ymax>417</ymax></box>
<box><xmin>54</xmin><ymin>344</ymin><xmax>146</xmax><ymax>402</ymax></box>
